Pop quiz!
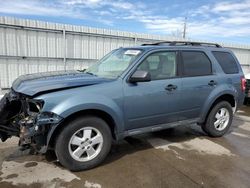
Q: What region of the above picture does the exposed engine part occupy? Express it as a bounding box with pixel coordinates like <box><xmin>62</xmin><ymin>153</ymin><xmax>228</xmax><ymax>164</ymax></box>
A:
<box><xmin>0</xmin><ymin>91</ymin><xmax>38</xmax><ymax>151</ymax></box>
<box><xmin>0</xmin><ymin>90</ymin><xmax>63</xmax><ymax>153</ymax></box>
<box><xmin>19</xmin><ymin>116</ymin><xmax>35</xmax><ymax>145</ymax></box>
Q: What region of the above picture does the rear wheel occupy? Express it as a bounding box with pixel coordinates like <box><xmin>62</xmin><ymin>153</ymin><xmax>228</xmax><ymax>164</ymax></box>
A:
<box><xmin>202</xmin><ymin>101</ymin><xmax>233</xmax><ymax>137</ymax></box>
<box><xmin>55</xmin><ymin>116</ymin><xmax>112</xmax><ymax>171</ymax></box>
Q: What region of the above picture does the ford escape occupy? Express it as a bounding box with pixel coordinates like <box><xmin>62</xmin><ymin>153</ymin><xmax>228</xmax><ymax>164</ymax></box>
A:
<box><xmin>0</xmin><ymin>41</ymin><xmax>246</xmax><ymax>171</ymax></box>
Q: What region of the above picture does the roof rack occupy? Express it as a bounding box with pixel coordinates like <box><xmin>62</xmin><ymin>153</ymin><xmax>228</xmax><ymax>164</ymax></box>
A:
<box><xmin>141</xmin><ymin>41</ymin><xmax>222</xmax><ymax>48</ymax></box>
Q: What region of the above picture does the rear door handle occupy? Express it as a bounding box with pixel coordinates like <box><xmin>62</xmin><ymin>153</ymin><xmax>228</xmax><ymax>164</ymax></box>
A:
<box><xmin>165</xmin><ymin>84</ymin><xmax>178</xmax><ymax>91</ymax></box>
<box><xmin>208</xmin><ymin>80</ymin><xmax>217</xmax><ymax>86</ymax></box>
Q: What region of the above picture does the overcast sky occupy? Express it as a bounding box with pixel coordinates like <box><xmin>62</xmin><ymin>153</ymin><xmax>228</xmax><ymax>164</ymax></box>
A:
<box><xmin>0</xmin><ymin>0</ymin><xmax>250</xmax><ymax>44</ymax></box>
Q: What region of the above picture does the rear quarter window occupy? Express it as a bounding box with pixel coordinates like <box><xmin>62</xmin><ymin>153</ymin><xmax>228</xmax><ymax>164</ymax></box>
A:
<box><xmin>212</xmin><ymin>51</ymin><xmax>239</xmax><ymax>74</ymax></box>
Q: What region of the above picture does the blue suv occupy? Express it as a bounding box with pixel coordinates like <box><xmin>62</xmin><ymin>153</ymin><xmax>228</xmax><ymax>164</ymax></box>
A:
<box><xmin>0</xmin><ymin>41</ymin><xmax>246</xmax><ymax>171</ymax></box>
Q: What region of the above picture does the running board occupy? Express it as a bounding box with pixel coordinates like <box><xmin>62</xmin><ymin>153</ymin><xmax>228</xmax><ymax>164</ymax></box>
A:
<box><xmin>125</xmin><ymin>118</ymin><xmax>199</xmax><ymax>136</ymax></box>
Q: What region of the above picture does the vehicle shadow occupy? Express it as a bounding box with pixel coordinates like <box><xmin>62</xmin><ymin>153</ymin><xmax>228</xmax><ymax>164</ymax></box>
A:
<box><xmin>44</xmin><ymin>124</ymin><xmax>206</xmax><ymax>169</ymax></box>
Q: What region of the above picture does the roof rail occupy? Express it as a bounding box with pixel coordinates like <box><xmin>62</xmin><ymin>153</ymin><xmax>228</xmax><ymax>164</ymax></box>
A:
<box><xmin>141</xmin><ymin>41</ymin><xmax>222</xmax><ymax>48</ymax></box>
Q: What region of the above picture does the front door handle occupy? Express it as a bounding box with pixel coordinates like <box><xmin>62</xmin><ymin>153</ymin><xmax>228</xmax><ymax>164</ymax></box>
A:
<box><xmin>165</xmin><ymin>84</ymin><xmax>178</xmax><ymax>91</ymax></box>
<box><xmin>208</xmin><ymin>80</ymin><xmax>217</xmax><ymax>86</ymax></box>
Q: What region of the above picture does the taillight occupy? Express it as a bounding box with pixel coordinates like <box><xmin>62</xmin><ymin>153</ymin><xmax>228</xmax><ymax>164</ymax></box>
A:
<box><xmin>241</xmin><ymin>77</ymin><xmax>246</xmax><ymax>91</ymax></box>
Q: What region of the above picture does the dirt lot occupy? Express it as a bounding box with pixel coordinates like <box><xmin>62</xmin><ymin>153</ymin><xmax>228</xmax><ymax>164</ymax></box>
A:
<box><xmin>0</xmin><ymin>106</ymin><xmax>250</xmax><ymax>188</ymax></box>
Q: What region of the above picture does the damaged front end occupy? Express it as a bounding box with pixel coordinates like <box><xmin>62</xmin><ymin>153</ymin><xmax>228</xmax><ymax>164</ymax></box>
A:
<box><xmin>0</xmin><ymin>90</ymin><xmax>63</xmax><ymax>153</ymax></box>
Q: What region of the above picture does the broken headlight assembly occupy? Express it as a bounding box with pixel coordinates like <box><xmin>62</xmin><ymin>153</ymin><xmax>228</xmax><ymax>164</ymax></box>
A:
<box><xmin>26</xmin><ymin>99</ymin><xmax>63</xmax><ymax>124</ymax></box>
<box><xmin>36</xmin><ymin>112</ymin><xmax>63</xmax><ymax>125</ymax></box>
<box><xmin>26</xmin><ymin>99</ymin><xmax>44</xmax><ymax>115</ymax></box>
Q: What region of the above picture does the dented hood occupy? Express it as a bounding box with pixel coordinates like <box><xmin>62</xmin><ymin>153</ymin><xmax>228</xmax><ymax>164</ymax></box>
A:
<box><xmin>12</xmin><ymin>70</ymin><xmax>111</xmax><ymax>96</ymax></box>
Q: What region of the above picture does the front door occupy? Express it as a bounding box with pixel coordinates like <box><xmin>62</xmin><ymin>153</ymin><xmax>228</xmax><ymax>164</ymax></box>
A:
<box><xmin>123</xmin><ymin>51</ymin><xmax>182</xmax><ymax>130</ymax></box>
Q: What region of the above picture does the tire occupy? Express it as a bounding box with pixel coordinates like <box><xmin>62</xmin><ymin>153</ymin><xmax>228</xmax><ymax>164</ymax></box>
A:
<box><xmin>55</xmin><ymin>116</ymin><xmax>112</xmax><ymax>171</ymax></box>
<box><xmin>202</xmin><ymin>101</ymin><xmax>233</xmax><ymax>137</ymax></box>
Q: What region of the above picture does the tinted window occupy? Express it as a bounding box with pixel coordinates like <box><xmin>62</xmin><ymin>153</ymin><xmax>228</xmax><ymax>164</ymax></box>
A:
<box><xmin>137</xmin><ymin>51</ymin><xmax>177</xmax><ymax>80</ymax></box>
<box><xmin>212</xmin><ymin>51</ymin><xmax>239</xmax><ymax>74</ymax></box>
<box><xmin>182</xmin><ymin>51</ymin><xmax>212</xmax><ymax>76</ymax></box>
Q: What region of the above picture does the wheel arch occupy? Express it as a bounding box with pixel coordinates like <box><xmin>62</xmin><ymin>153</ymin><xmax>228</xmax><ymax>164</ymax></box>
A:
<box><xmin>47</xmin><ymin>109</ymin><xmax>118</xmax><ymax>149</ymax></box>
<box><xmin>199</xmin><ymin>93</ymin><xmax>236</xmax><ymax>124</ymax></box>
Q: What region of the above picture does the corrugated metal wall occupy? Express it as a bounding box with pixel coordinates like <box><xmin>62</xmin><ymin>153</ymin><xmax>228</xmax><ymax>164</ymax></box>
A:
<box><xmin>0</xmin><ymin>16</ymin><xmax>250</xmax><ymax>88</ymax></box>
<box><xmin>229</xmin><ymin>48</ymin><xmax>250</xmax><ymax>74</ymax></box>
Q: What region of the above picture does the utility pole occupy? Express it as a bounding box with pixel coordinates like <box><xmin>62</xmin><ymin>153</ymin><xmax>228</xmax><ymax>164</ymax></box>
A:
<box><xmin>183</xmin><ymin>17</ymin><xmax>187</xmax><ymax>39</ymax></box>
<box><xmin>63</xmin><ymin>27</ymin><xmax>66</xmax><ymax>71</ymax></box>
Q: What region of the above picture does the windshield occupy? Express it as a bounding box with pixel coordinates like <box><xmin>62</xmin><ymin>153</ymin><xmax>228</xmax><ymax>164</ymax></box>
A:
<box><xmin>85</xmin><ymin>48</ymin><xmax>143</xmax><ymax>78</ymax></box>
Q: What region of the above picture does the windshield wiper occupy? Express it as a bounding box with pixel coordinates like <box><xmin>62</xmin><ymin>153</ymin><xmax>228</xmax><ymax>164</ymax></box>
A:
<box><xmin>85</xmin><ymin>72</ymin><xmax>94</xmax><ymax>75</ymax></box>
<box><xmin>85</xmin><ymin>71</ymin><xmax>98</xmax><ymax>76</ymax></box>
<box><xmin>77</xmin><ymin>69</ymin><xmax>86</xmax><ymax>72</ymax></box>
<box><xmin>78</xmin><ymin>69</ymin><xmax>97</xmax><ymax>76</ymax></box>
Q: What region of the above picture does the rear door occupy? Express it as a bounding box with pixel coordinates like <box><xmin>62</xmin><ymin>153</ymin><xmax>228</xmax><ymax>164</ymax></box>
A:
<box><xmin>178</xmin><ymin>50</ymin><xmax>217</xmax><ymax>120</ymax></box>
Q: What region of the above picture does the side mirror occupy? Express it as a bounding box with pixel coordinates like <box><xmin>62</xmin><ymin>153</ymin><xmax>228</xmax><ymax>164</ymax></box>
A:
<box><xmin>129</xmin><ymin>70</ymin><xmax>151</xmax><ymax>83</ymax></box>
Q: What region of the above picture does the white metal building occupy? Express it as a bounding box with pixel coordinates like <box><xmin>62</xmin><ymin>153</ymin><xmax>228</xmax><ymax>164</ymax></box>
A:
<box><xmin>0</xmin><ymin>16</ymin><xmax>250</xmax><ymax>88</ymax></box>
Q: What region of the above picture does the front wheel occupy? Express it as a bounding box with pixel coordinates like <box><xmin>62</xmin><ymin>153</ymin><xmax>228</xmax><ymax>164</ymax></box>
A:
<box><xmin>202</xmin><ymin>101</ymin><xmax>233</xmax><ymax>137</ymax></box>
<box><xmin>55</xmin><ymin>116</ymin><xmax>112</xmax><ymax>171</ymax></box>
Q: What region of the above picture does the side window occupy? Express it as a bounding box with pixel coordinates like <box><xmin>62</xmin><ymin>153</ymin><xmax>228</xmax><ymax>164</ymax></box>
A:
<box><xmin>212</xmin><ymin>51</ymin><xmax>239</xmax><ymax>74</ymax></box>
<box><xmin>182</xmin><ymin>51</ymin><xmax>212</xmax><ymax>76</ymax></box>
<box><xmin>137</xmin><ymin>51</ymin><xmax>177</xmax><ymax>80</ymax></box>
